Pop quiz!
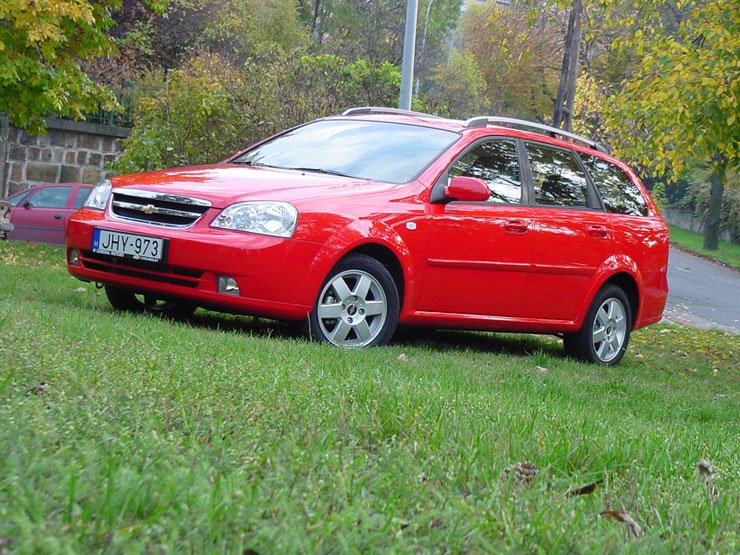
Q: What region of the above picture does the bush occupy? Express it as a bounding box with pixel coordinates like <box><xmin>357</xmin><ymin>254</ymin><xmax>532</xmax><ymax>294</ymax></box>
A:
<box><xmin>114</xmin><ymin>52</ymin><xmax>400</xmax><ymax>174</ymax></box>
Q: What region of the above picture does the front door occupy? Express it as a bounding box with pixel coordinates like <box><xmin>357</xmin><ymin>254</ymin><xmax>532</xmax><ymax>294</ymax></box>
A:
<box><xmin>419</xmin><ymin>138</ymin><xmax>533</xmax><ymax>317</ymax></box>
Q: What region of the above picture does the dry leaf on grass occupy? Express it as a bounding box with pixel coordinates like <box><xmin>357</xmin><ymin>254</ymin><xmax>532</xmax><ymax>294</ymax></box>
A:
<box><xmin>396</xmin><ymin>353</ymin><xmax>408</xmax><ymax>362</ymax></box>
<box><xmin>601</xmin><ymin>509</ymin><xmax>643</xmax><ymax>538</ymax></box>
<box><xmin>25</xmin><ymin>381</ymin><xmax>50</xmax><ymax>395</ymax></box>
<box><xmin>697</xmin><ymin>459</ymin><xmax>719</xmax><ymax>497</ymax></box>
<box><xmin>535</xmin><ymin>366</ymin><xmax>550</xmax><ymax>373</ymax></box>
<box><xmin>566</xmin><ymin>479</ymin><xmax>604</xmax><ymax>497</ymax></box>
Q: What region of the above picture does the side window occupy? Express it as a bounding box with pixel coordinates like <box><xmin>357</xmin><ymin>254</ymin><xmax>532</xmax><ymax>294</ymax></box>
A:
<box><xmin>526</xmin><ymin>143</ymin><xmax>588</xmax><ymax>207</ymax></box>
<box><xmin>581</xmin><ymin>155</ymin><xmax>648</xmax><ymax>216</ymax></box>
<box><xmin>27</xmin><ymin>186</ymin><xmax>72</xmax><ymax>209</ymax></box>
<box><xmin>74</xmin><ymin>187</ymin><xmax>92</xmax><ymax>209</ymax></box>
<box><xmin>8</xmin><ymin>190</ymin><xmax>29</xmax><ymax>207</ymax></box>
<box><xmin>449</xmin><ymin>139</ymin><xmax>522</xmax><ymax>203</ymax></box>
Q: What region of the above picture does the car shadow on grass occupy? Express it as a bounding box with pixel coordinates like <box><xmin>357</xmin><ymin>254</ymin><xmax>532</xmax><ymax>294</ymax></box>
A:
<box><xmin>392</xmin><ymin>326</ymin><xmax>564</xmax><ymax>358</ymax></box>
<box><xmin>176</xmin><ymin>309</ymin><xmax>564</xmax><ymax>359</ymax></box>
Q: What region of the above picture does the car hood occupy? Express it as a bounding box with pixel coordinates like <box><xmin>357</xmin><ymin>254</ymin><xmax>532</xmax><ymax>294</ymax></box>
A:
<box><xmin>111</xmin><ymin>164</ymin><xmax>395</xmax><ymax>208</ymax></box>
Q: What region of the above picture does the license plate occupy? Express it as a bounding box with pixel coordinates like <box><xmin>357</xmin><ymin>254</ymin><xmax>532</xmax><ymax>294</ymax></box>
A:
<box><xmin>92</xmin><ymin>228</ymin><xmax>166</xmax><ymax>263</ymax></box>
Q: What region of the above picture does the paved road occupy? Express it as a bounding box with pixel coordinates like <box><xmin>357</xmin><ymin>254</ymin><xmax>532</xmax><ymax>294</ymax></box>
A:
<box><xmin>664</xmin><ymin>247</ymin><xmax>740</xmax><ymax>333</ymax></box>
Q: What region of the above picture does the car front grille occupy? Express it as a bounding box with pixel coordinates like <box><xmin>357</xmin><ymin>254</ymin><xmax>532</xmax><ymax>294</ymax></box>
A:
<box><xmin>110</xmin><ymin>188</ymin><xmax>211</xmax><ymax>228</ymax></box>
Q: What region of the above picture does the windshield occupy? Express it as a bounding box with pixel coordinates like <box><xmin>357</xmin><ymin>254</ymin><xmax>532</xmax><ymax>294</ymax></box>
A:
<box><xmin>232</xmin><ymin>119</ymin><xmax>459</xmax><ymax>184</ymax></box>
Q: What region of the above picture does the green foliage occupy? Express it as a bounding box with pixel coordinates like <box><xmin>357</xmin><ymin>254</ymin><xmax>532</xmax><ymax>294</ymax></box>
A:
<box><xmin>0</xmin><ymin>0</ymin><xmax>167</xmax><ymax>134</ymax></box>
<box><xmin>424</xmin><ymin>50</ymin><xmax>485</xmax><ymax>118</ymax></box>
<box><xmin>202</xmin><ymin>0</ymin><xmax>308</xmax><ymax>61</ymax></box>
<box><xmin>115</xmin><ymin>53</ymin><xmax>400</xmax><ymax>173</ymax></box>
<box><xmin>604</xmin><ymin>1</ymin><xmax>739</xmax><ymax>179</ymax></box>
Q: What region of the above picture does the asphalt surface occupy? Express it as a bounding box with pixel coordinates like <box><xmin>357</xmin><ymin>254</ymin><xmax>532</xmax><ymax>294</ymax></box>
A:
<box><xmin>663</xmin><ymin>247</ymin><xmax>740</xmax><ymax>334</ymax></box>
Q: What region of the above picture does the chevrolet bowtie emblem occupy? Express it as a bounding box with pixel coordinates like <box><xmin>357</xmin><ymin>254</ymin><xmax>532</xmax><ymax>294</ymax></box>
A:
<box><xmin>141</xmin><ymin>204</ymin><xmax>157</xmax><ymax>214</ymax></box>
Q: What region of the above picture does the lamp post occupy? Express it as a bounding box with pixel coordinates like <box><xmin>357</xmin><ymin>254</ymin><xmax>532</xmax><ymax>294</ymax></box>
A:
<box><xmin>399</xmin><ymin>0</ymin><xmax>418</xmax><ymax>110</ymax></box>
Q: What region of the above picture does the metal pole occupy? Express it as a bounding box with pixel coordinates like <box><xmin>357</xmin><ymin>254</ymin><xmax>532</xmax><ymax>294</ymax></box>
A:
<box><xmin>399</xmin><ymin>0</ymin><xmax>418</xmax><ymax>110</ymax></box>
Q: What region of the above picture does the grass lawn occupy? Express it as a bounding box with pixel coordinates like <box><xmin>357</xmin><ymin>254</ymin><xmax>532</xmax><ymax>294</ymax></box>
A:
<box><xmin>1</xmin><ymin>241</ymin><xmax>738</xmax><ymax>553</ymax></box>
<box><xmin>669</xmin><ymin>225</ymin><xmax>740</xmax><ymax>270</ymax></box>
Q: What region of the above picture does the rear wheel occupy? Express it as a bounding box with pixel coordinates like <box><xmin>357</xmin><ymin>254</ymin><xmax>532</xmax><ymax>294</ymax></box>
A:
<box><xmin>563</xmin><ymin>284</ymin><xmax>631</xmax><ymax>365</ymax></box>
<box><xmin>104</xmin><ymin>285</ymin><xmax>196</xmax><ymax>318</ymax></box>
<box><xmin>309</xmin><ymin>254</ymin><xmax>399</xmax><ymax>348</ymax></box>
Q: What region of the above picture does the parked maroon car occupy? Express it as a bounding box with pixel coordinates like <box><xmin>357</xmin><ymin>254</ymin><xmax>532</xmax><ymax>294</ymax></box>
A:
<box><xmin>6</xmin><ymin>183</ymin><xmax>91</xmax><ymax>245</ymax></box>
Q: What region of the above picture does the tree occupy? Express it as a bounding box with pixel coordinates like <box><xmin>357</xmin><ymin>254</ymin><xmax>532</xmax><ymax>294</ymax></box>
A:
<box><xmin>604</xmin><ymin>0</ymin><xmax>739</xmax><ymax>249</ymax></box>
<box><xmin>423</xmin><ymin>50</ymin><xmax>485</xmax><ymax>118</ymax></box>
<box><xmin>0</xmin><ymin>0</ymin><xmax>166</xmax><ymax>133</ymax></box>
<box><xmin>459</xmin><ymin>1</ymin><xmax>561</xmax><ymax>120</ymax></box>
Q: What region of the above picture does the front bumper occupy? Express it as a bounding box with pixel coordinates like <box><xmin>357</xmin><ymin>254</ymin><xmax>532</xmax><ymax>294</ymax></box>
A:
<box><xmin>66</xmin><ymin>209</ymin><xmax>321</xmax><ymax>320</ymax></box>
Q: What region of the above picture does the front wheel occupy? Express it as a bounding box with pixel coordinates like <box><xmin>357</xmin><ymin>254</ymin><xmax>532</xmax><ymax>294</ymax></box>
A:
<box><xmin>563</xmin><ymin>284</ymin><xmax>632</xmax><ymax>365</ymax></box>
<box><xmin>309</xmin><ymin>254</ymin><xmax>399</xmax><ymax>348</ymax></box>
<box><xmin>104</xmin><ymin>286</ymin><xmax>196</xmax><ymax>318</ymax></box>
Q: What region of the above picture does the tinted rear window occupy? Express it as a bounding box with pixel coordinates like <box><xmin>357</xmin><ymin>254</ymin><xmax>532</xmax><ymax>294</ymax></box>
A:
<box><xmin>581</xmin><ymin>155</ymin><xmax>648</xmax><ymax>216</ymax></box>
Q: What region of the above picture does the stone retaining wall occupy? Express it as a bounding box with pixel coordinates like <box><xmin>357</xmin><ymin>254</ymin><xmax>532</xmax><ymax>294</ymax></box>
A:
<box><xmin>0</xmin><ymin>115</ymin><xmax>129</xmax><ymax>198</ymax></box>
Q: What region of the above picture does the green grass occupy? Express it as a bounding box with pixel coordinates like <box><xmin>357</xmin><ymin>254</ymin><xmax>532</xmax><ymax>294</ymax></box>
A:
<box><xmin>1</xmin><ymin>241</ymin><xmax>738</xmax><ymax>553</ymax></box>
<box><xmin>669</xmin><ymin>225</ymin><xmax>740</xmax><ymax>270</ymax></box>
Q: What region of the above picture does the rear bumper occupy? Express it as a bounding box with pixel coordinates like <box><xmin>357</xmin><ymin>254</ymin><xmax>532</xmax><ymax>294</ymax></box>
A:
<box><xmin>66</xmin><ymin>211</ymin><xmax>320</xmax><ymax>320</ymax></box>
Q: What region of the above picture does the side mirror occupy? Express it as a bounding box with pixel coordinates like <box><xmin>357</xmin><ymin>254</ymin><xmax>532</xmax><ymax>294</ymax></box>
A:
<box><xmin>444</xmin><ymin>176</ymin><xmax>490</xmax><ymax>202</ymax></box>
<box><xmin>23</xmin><ymin>201</ymin><xmax>32</xmax><ymax>209</ymax></box>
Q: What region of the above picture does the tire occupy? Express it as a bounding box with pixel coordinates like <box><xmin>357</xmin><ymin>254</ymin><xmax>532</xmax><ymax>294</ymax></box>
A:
<box><xmin>563</xmin><ymin>284</ymin><xmax>632</xmax><ymax>365</ymax></box>
<box><xmin>104</xmin><ymin>285</ymin><xmax>196</xmax><ymax>318</ymax></box>
<box><xmin>309</xmin><ymin>254</ymin><xmax>399</xmax><ymax>348</ymax></box>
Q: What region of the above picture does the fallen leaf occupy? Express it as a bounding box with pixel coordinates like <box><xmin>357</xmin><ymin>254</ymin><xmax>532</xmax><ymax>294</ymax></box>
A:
<box><xmin>697</xmin><ymin>459</ymin><xmax>719</xmax><ymax>497</ymax></box>
<box><xmin>396</xmin><ymin>353</ymin><xmax>408</xmax><ymax>362</ymax></box>
<box><xmin>430</xmin><ymin>518</ymin><xmax>444</xmax><ymax>528</ymax></box>
<box><xmin>601</xmin><ymin>509</ymin><xmax>643</xmax><ymax>538</ymax></box>
<box><xmin>25</xmin><ymin>382</ymin><xmax>50</xmax><ymax>395</ymax></box>
<box><xmin>74</xmin><ymin>287</ymin><xmax>87</xmax><ymax>293</ymax></box>
<box><xmin>566</xmin><ymin>479</ymin><xmax>604</xmax><ymax>497</ymax></box>
<box><xmin>697</xmin><ymin>459</ymin><xmax>715</xmax><ymax>477</ymax></box>
<box><xmin>535</xmin><ymin>366</ymin><xmax>549</xmax><ymax>373</ymax></box>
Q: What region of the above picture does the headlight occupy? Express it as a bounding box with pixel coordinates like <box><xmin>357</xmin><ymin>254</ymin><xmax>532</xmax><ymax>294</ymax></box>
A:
<box><xmin>84</xmin><ymin>179</ymin><xmax>112</xmax><ymax>210</ymax></box>
<box><xmin>211</xmin><ymin>201</ymin><xmax>298</xmax><ymax>238</ymax></box>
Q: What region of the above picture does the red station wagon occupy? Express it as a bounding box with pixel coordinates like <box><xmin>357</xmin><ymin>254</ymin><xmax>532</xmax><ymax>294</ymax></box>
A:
<box><xmin>66</xmin><ymin>107</ymin><xmax>669</xmax><ymax>365</ymax></box>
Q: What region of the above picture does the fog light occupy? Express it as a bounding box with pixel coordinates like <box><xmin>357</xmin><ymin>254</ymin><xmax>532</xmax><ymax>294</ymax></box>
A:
<box><xmin>217</xmin><ymin>276</ymin><xmax>240</xmax><ymax>295</ymax></box>
<box><xmin>69</xmin><ymin>248</ymin><xmax>80</xmax><ymax>266</ymax></box>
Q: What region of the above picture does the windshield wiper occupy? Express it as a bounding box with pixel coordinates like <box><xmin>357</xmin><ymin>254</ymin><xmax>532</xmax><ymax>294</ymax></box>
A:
<box><xmin>231</xmin><ymin>159</ymin><xmax>274</xmax><ymax>167</ymax></box>
<box><xmin>286</xmin><ymin>167</ymin><xmax>355</xmax><ymax>178</ymax></box>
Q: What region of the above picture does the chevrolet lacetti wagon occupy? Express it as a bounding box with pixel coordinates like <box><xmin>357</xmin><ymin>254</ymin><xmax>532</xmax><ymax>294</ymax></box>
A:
<box><xmin>66</xmin><ymin>107</ymin><xmax>669</xmax><ymax>365</ymax></box>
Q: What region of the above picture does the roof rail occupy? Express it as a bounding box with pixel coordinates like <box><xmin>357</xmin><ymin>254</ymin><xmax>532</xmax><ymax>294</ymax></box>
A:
<box><xmin>464</xmin><ymin>116</ymin><xmax>608</xmax><ymax>154</ymax></box>
<box><xmin>342</xmin><ymin>106</ymin><xmax>443</xmax><ymax>119</ymax></box>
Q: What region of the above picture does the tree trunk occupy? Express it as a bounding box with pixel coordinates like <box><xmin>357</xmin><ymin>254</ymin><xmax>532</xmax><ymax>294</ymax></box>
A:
<box><xmin>552</xmin><ymin>0</ymin><xmax>582</xmax><ymax>131</ymax></box>
<box><xmin>552</xmin><ymin>0</ymin><xmax>581</xmax><ymax>131</ymax></box>
<box><xmin>703</xmin><ymin>154</ymin><xmax>727</xmax><ymax>250</ymax></box>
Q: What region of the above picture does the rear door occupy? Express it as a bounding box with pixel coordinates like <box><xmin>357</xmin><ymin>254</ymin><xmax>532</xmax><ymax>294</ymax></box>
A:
<box><xmin>523</xmin><ymin>142</ymin><xmax>611</xmax><ymax>321</ymax></box>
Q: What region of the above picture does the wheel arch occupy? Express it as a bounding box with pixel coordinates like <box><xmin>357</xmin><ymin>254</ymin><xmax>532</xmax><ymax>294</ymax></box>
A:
<box><xmin>305</xmin><ymin>220</ymin><xmax>413</xmax><ymax>312</ymax></box>
<box><xmin>603</xmin><ymin>272</ymin><xmax>640</xmax><ymax>328</ymax></box>
<box><xmin>342</xmin><ymin>243</ymin><xmax>406</xmax><ymax>308</ymax></box>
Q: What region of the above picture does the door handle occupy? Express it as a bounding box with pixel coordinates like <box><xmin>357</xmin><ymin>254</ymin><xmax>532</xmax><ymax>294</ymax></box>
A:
<box><xmin>588</xmin><ymin>224</ymin><xmax>608</xmax><ymax>238</ymax></box>
<box><xmin>54</xmin><ymin>214</ymin><xmax>63</xmax><ymax>220</ymax></box>
<box><xmin>504</xmin><ymin>219</ymin><xmax>529</xmax><ymax>234</ymax></box>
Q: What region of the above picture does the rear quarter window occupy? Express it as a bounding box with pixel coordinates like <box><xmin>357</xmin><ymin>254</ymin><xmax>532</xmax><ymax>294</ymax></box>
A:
<box><xmin>581</xmin><ymin>155</ymin><xmax>648</xmax><ymax>216</ymax></box>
